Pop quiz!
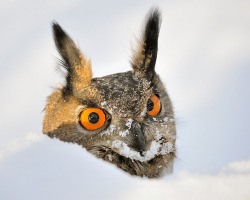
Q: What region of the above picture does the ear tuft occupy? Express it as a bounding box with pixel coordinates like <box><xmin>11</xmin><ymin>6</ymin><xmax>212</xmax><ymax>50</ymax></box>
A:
<box><xmin>52</xmin><ymin>22</ymin><xmax>92</xmax><ymax>97</ymax></box>
<box><xmin>131</xmin><ymin>7</ymin><xmax>161</xmax><ymax>78</ymax></box>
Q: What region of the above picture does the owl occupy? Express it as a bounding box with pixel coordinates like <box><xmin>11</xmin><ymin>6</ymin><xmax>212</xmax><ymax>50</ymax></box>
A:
<box><xmin>43</xmin><ymin>8</ymin><xmax>176</xmax><ymax>178</ymax></box>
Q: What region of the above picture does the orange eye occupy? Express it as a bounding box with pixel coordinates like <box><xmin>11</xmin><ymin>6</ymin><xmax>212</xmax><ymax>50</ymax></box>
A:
<box><xmin>79</xmin><ymin>108</ymin><xmax>106</xmax><ymax>130</ymax></box>
<box><xmin>147</xmin><ymin>94</ymin><xmax>161</xmax><ymax>116</ymax></box>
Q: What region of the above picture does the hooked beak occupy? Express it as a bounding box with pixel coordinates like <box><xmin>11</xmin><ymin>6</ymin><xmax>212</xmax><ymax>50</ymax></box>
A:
<box><xmin>127</xmin><ymin>122</ymin><xmax>146</xmax><ymax>155</ymax></box>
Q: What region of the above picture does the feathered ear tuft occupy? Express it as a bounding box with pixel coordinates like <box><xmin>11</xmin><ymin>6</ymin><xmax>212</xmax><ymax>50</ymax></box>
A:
<box><xmin>52</xmin><ymin>22</ymin><xmax>92</xmax><ymax>97</ymax></box>
<box><xmin>131</xmin><ymin>7</ymin><xmax>161</xmax><ymax>79</ymax></box>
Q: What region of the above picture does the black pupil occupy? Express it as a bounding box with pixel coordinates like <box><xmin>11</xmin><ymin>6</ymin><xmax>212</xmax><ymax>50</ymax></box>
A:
<box><xmin>147</xmin><ymin>99</ymin><xmax>154</xmax><ymax>112</ymax></box>
<box><xmin>88</xmin><ymin>112</ymin><xmax>99</xmax><ymax>124</ymax></box>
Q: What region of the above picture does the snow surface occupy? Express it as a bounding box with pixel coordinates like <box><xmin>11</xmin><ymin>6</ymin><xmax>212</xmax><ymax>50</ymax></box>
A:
<box><xmin>0</xmin><ymin>133</ymin><xmax>249</xmax><ymax>200</ymax></box>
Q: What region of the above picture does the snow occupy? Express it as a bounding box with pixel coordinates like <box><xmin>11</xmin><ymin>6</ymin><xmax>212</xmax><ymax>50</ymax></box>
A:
<box><xmin>169</xmin><ymin>118</ymin><xmax>175</xmax><ymax>122</ymax></box>
<box><xmin>108</xmin><ymin>154</ymin><xmax>113</xmax><ymax>161</ymax></box>
<box><xmin>0</xmin><ymin>134</ymin><xmax>250</xmax><ymax>200</ymax></box>
<box><xmin>118</xmin><ymin>129</ymin><xmax>129</xmax><ymax>137</ymax></box>
<box><xmin>125</xmin><ymin>118</ymin><xmax>133</xmax><ymax>129</ymax></box>
<box><xmin>112</xmin><ymin>139</ymin><xmax>173</xmax><ymax>162</ymax></box>
<box><xmin>120</xmin><ymin>159</ymin><xmax>250</xmax><ymax>200</ymax></box>
<box><xmin>101</xmin><ymin>101</ymin><xmax>107</xmax><ymax>106</ymax></box>
<box><xmin>153</xmin><ymin>117</ymin><xmax>158</xmax><ymax>122</ymax></box>
<box><xmin>109</xmin><ymin>124</ymin><xmax>116</xmax><ymax>132</ymax></box>
<box><xmin>0</xmin><ymin>133</ymin><xmax>44</xmax><ymax>161</ymax></box>
<box><xmin>152</xmin><ymin>117</ymin><xmax>174</xmax><ymax>123</ymax></box>
<box><xmin>222</xmin><ymin>159</ymin><xmax>250</xmax><ymax>173</ymax></box>
<box><xmin>163</xmin><ymin>117</ymin><xmax>169</xmax><ymax>122</ymax></box>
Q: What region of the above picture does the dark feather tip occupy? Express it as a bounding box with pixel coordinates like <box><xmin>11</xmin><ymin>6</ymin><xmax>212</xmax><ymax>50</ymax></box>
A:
<box><xmin>52</xmin><ymin>22</ymin><xmax>68</xmax><ymax>49</ymax></box>
<box><xmin>144</xmin><ymin>7</ymin><xmax>162</xmax><ymax>48</ymax></box>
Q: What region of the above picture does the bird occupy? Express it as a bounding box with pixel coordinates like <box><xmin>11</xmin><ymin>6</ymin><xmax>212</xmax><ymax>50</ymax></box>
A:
<box><xmin>43</xmin><ymin>7</ymin><xmax>176</xmax><ymax>178</ymax></box>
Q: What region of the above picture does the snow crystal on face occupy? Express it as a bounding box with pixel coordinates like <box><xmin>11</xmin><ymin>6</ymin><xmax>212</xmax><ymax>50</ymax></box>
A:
<box><xmin>109</xmin><ymin>125</ymin><xmax>116</xmax><ymax>132</ymax></box>
<box><xmin>160</xmin><ymin>142</ymin><xmax>173</xmax><ymax>154</ymax></box>
<box><xmin>107</xmin><ymin>154</ymin><xmax>112</xmax><ymax>161</ymax></box>
<box><xmin>169</xmin><ymin>118</ymin><xmax>175</xmax><ymax>122</ymax></box>
<box><xmin>107</xmin><ymin>107</ymin><xmax>113</xmax><ymax>114</ymax></box>
<box><xmin>125</xmin><ymin>118</ymin><xmax>133</xmax><ymax>129</ymax></box>
<box><xmin>153</xmin><ymin>117</ymin><xmax>158</xmax><ymax>122</ymax></box>
<box><xmin>101</xmin><ymin>124</ymin><xmax>117</xmax><ymax>136</ymax></box>
<box><xmin>154</xmin><ymin>132</ymin><xmax>162</xmax><ymax>140</ymax></box>
<box><xmin>151</xmin><ymin>117</ymin><xmax>174</xmax><ymax>123</ymax></box>
<box><xmin>112</xmin><ymin>140</ymin><xmax>141</xmax><ymax>159</ymax></box>
<box><xmin>112</xmin><ymin>139</ymin><xmax>174</xmax><ymax>162</ymax></box>
<box><xmin>163</xmin><ymin>117</ymin><xmax>169</xmax><ymax>122</ymax></box>
<box><xmin>101</xmin><ymin>101</ymin><xmax>107</xmax><ymax>106</ymax></box>
<box><xmin>119</xmin><ymin>129</ymin><xmax>129</xmax><ymax>137</ymax></box>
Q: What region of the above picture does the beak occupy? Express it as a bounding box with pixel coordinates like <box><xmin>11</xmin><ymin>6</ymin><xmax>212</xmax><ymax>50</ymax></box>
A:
<box><xmin>127</xmin><ymin>122</ymin><xmax>146</xmax><ymax>155</ymax></box>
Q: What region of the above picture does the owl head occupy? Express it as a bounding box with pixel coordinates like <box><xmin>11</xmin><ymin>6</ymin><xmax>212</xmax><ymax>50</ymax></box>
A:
<box><xmin>43</xmin><ymin>8</ymin><xmax>176</xmax><ymax>178</ymax></box>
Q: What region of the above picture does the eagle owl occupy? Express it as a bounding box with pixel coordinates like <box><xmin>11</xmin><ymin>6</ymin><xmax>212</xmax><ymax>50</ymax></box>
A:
<box><xmin>43</xmin><ymin>8</ymin><xmax>176</xmax><ymax>178</ymax></box>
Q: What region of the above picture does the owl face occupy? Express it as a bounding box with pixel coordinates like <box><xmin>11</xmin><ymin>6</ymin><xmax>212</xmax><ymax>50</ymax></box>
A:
<box><xmin>43</xmin><ymin>8</ymin><xmax>176</xmax><ymax>178</ymax></box>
